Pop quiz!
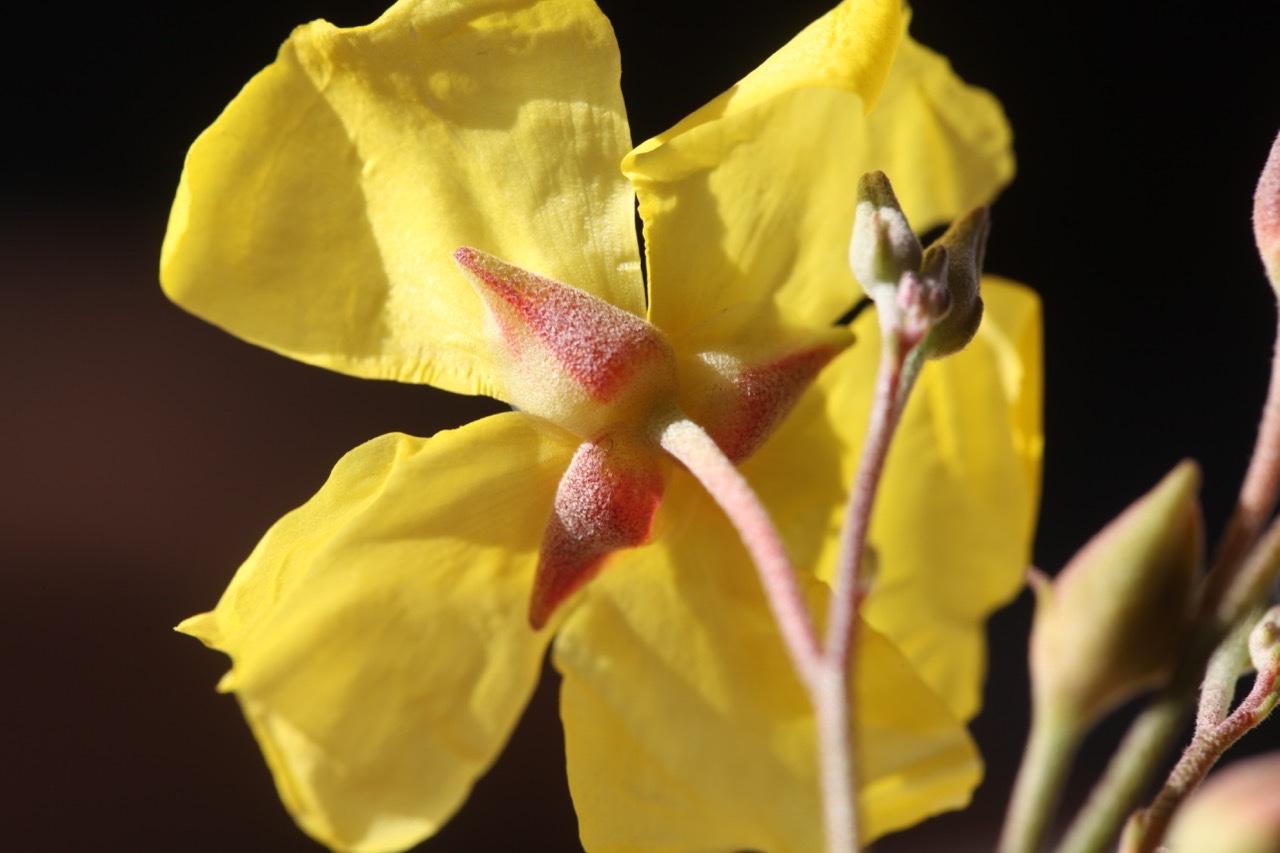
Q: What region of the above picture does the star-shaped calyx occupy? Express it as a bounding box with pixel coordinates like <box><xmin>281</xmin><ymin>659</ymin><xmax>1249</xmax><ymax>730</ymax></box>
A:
<box><xmin>455</xmin><ymin>248</ymin><xmax>852</xmax><ymax>628</ymax></box>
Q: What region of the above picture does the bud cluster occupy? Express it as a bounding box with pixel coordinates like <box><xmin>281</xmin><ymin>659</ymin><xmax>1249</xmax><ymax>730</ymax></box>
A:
<box><xmin>848</xmin><ymin>171</ymin><xmax>990</xmax><ymax>358</ymax></box>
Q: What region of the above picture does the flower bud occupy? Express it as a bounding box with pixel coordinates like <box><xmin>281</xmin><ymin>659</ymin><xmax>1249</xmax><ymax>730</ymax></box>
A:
<box><xmin>1166</xmin><ymin>752</ymin><xmax>1280</xmax><ymax>853</ymax></box>
<box><xmin>848</xmin><ymin>171</ymin><xmax>922</xmax><ymax>299</ymax></box>
<box><xmin>919</xmin><ymin>206</ymin><xmax>989</xmax><ymax>359</ymax></box>
<box><xmin>1029</xmin><ymin>461</ymin><xmax>1203</xmax><ymax>726</ymax></box>
<box><xmin>1248</xmin><ymin>605</ymin><xmax>1280</xmax><ymax>673</ymax></box>
<box><xmin>1254</xmin><ymin>131</ymin><xmax>1280</xmax><ymax>295</ymax></box>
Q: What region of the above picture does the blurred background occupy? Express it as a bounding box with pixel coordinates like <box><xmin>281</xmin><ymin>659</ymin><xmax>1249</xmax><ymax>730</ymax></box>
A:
<box><xmin>5</xmin><ymin>0</ymin><xmax>1280</xmax><ymax>849</ymax></box>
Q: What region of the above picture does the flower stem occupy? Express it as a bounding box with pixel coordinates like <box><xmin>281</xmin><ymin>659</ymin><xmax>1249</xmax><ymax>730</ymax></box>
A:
<box><xmin>1204</xmin><ymin>313</ymin><xmax>1280</xmax><ymax>617</ymax></box>
<box><xmin>658</xmin><ymin>418</ymin><xmax>823</xmax><ymax>687</ymax></box>
<box><xmin>811</xmin><ymin>666</ymin><xmax>858</xmax><ymax>853</ymax></box>
<box><xmin>1052</xmin><ymin>661</ymin><xmax>1199</xmax><ymax>853</ymax></box>
<box><xmin>660</xmin><ymin>414</ymin><xmax>862</xmax><ymax>853</ymax></box>
<box><xmin>1127</xmin><ymin>664</ymin><xmax>1280</xmax><ymax>852</ymax></box>
<box><xmin>1216</xmin><ymin>512</ymin><xmax>1280</xmax><ymax>627</ymax></box>
<box><xmin>826</xmin><ymin>307</ymin><xmax>917</xmax><ymax>668</ymax></box>
<box><xmin>1194</xmin><ymin>612</ymin><xmax>1257</xmax><ymax>733</ymax></box>
<box><xmin>998</xmin><ymin>707</ymin><xmax>1082</xmax><ymax>853</ymax></box>
<box><xmin>819</xmin><ymin>303</ymin><xmax>925</xmax><ymax>852</ymax></box>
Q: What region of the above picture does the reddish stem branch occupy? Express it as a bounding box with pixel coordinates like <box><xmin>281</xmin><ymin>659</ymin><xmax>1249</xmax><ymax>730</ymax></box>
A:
<box><xmin>658</xmin><ymin>418</ymin><xmax>823</xmax><ymax>687</ymax></box>
<box><xmin>660</xmin><ymin>416</ymin><xmax>857</xmax><ymax>852</ymax></box>
<box><xmin>825</xmin><ymin>310</ymin><xmax>913</xmax><ymax>667</ymax></box>
<box><xmin>1130</xmin><ymin>666</ymin><xmax>1280</xmax><ymax>853</ymax></box>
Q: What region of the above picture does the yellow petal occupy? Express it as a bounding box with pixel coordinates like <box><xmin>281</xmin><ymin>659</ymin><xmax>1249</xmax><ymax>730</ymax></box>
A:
<box><xmin>626</xmin><ymin>0</ymin><xmax>1013</xmax><ymax>339</ymax></box>
<box><xmin>859</xmin><ymin>32</ymin><xmax>1016</xmax><ymax>235</ymax></box>
<box><xmin>161</xmin><ymin>0</ymin><xmax>642</xmax><ymax>397</ymax></box>
<box><xmin>823</xmin><ymin>279</ymin><xmax>1043</xmax><ymax>722</ymax></box>
<box><xmin>554</xmin><ymin>467</ymin><xmax>981</xmax><ymax>853</ymax></box>
<box><xmin>178</xmin><ymin>413</ymin><xmax>576</xmax><ymax>853</ymax></box>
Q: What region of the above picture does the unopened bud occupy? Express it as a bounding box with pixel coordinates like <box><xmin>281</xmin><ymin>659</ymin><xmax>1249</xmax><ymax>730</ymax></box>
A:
<box><xmin>1248</xmin><ymin>606</ymin><xmax>1280</xmax><ymax>673</ymax></box>
<box><xmin>1166</xmin><ymin>752</ymin><xmax>1280</xmax><ymax>853</ymax></box>
<box><xmin>1255</xmin><ymin>131</ymin><xmax>1280</xmax><ymax>295</ymax></box>
<box><xmin>919</xmin><ymin>206</ymin><xmax>989</xmax><ymax>359</ymax></box>
<box><xmin>1030</xmin><ymin>461</ymin><xmax>1203</xmax><ymax>726</ymax></box>
<box><xmin>895</xmin><ymin>267</ymin><xmax>952</xmax><ymax>346</ymax></box>
<box><xmin>849</xmin><ymin>171</ymin><xmax>922</xmax><ymax>299</ymax></box>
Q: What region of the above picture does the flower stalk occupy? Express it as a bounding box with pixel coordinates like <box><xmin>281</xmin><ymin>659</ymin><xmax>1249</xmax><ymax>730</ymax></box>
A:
<box><xmin>665</xmin><ymin>244</ymin><xmax>943</xmax><ymax>853</ymax></box>
<box><xmin>826</xmin><ymin>301</ymin><xmax>919</xmax><ymax>667</ymax></box>
<box><xmin>658</xmin><ymin>418</ymin><xmax>823</xmax><ymax>687</ymax></box>
<box><xmin>1202</xmin><ymin>313</ymin><xmax>1280</xmax><ymax>621</ymax></box>
<box><xmin>1124</xmin><ymin>608</ymin><xmax>1280</xmax><ymax>853</ymax></box>
<box><xmin>999</xmin><ymin>703</ymin><xmax>1081</xmax><ymax>853</ymax></box>
<box><xmin>660</xmin><ymin>416</ymin><xmax>857</xmax><ymax>852</ymax></box>
<box><xmin>821</xmin><ymin>300</ymin><xmax>930</xmax><ymax>853</ymax></box>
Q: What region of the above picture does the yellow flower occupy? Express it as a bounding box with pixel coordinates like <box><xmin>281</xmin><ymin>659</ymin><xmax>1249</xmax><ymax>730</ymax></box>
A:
<box><xmin>162</xmin><ymin>1</ymin><xmax>1041</xmax><ymax>851</ymax></box>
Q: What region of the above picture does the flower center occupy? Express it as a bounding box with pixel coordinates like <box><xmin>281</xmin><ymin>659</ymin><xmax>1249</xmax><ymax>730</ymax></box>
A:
<box><xmin>454</xmin><ymin>247</ymin><xmax>849</xmax><ymax>627</ymax></box>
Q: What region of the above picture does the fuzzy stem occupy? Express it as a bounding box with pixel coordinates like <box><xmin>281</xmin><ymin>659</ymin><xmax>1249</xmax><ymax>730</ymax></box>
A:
<box><xmin>1204</xmin><ymin>313</ymin><xmax>1280</xmax><ymax>615</ymax></box>
<box><xmin>998</xmin><ymin>706</ymin><xmax>1083</xmax><ymax>853</ymax></box>
<box><xmin>826</xmin><ymin>306</ymin><xmax>918</xmax><ymax>667</ymax></box>
<box><xmin>1129</xmin><ymin>666</ymin><xmax>1280</xmax><ymax>853</ymax></box>
<box><xmin>812</xmin><ymin>668</ymin><xmax>858</xmax><ymax>853</ymax></box>
<box><xmin>1052</xmin><ymin>659</ymin><xmax>1200</xmax><ymax>853</ymax></box>
<box><xmin>1217</xmin><ymin>512</ymin><xmax>1280</xmax><ymax>626</ymax></box>
<box><xmin>816</xmin><ymin>302</ymin><xmax>924</xmax><ymax>853</ymax></box>
<box><xmin>659</xmin><ymin>418</ymin><xmax>823</xmax><ymax>687</ymax></box>
<box><xmin>659</xmin><ymin>417</ymin><xmax>857</xmax><ymax>853</ymax></box>
<box><xmin>1194</xmin><ymin>612</ymin><xmax>1257</xmax><ymax>733</ymax></box>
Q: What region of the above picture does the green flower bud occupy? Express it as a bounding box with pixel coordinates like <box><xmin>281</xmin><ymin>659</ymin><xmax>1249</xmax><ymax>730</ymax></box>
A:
<box><xmin>1248</xmin><ymin>605</ymin><xmax>1280</xmax><ymax>673</ymax></box>
<box><xmin>919</xmin><ymin>206</ymin><xmax>989</xmax><ymax>359</ymax></box>
<box><xmin>1254</xmin><ymin>131</ymin><xmax>1280</xmax><ymax>295</ymax></box>
<box><xmin>1029</xmin><ymin>461</ymin><xmax>1203</xmax><ymax>726</ymax></box>
<box><xmin>848</xmin><ymin>171</ymin><xmax>922</xmax><ymax>299</ymax></box>
<box><xmin>1167</xmin><ymin>752</ymin><xmax>1280</xmax><ymax>853</ymax></box>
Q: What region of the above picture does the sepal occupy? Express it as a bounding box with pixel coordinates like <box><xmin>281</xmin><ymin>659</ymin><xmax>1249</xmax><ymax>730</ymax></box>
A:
<box><xmin>530</xmin><ymin>436</ymin><xmax>667</xmax><ymax>628</ymax></box>
<box><xmin>674</xmin><ymin>305</ymin><xmax>853</xmax><ymax>463</ymax></box>
<box><xmin>455</xmin><ymin>247</ymin><xmax>677</xmax><ymax>440</ymax></box>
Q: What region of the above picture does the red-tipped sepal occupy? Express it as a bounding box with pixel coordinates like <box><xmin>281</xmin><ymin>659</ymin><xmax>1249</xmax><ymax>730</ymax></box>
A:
<box><xmin>676</xmin><ymin>307</ymin><xmax>853</xmax><ymax>463</ymax></box>
<box><xmin>529</xmin><ymin>435</ymin><xmax>666</xmax><ymax>629</ymax></box>
<box><xmin>454</xmin><ymin>247</ymin><xmax>676</xmax><ymax>439</ymax></box>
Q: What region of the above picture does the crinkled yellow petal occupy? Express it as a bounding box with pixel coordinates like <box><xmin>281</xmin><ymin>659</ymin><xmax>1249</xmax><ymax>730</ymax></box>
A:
<box><xmin>858</xmin><ymin>32</ymin><xmax>1016</xmax><ymax>237</ymax></box>
<box><xmin>178</xmin><ymin>413</ymin><xmax>576</xmax><ymax>853</ymax></box>
<box><xmin>819</xmin><ymin>279</ymin><xmax>1043</xmax><ymax>722</ymax></box>
<box><xmin>626</xmin><ymin>1</ymin><xmax>1013</xmax><ymax>339</ymax></box>
<box><xmin>161</xmin><ymin>0</ymin><xmax>642</xmax><ymax>398</ymax></box>
<box><xmin>554</xmin><ymin>467</ymin><xmax>981</xmax><ymax>853</ymax></box>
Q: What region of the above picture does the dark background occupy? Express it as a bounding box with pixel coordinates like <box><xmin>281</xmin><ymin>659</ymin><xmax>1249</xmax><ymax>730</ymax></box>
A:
<box><xmin>5</xmin><ymin>1</ymin><xmax>1280</xmax><ymax>850</ymax></box>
